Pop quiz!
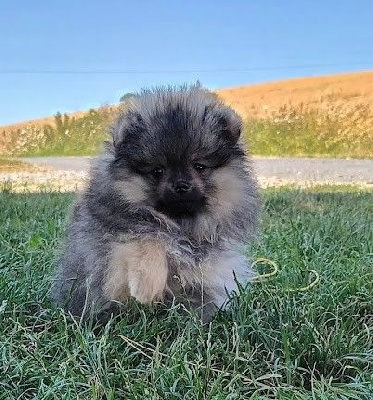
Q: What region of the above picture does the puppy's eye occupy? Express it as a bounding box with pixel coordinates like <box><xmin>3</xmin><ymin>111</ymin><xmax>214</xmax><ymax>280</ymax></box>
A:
<box><xmin>151</xmin><ymin>166</ymin><xmax>164</xmax><ymax>177</ymax></box>
<box><xmin>193</xmin><ymin>163</ymin><xmax>207</xmax><ymax>172</ymax></box>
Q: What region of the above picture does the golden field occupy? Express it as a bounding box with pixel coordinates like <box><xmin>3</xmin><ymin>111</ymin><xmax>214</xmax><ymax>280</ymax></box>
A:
<box><xmin>217</xmin><ymin>70</ymin><xmax>373</xmax><ymax>118</ymax></box>
<box><xmin>217</xmin><ymin>71</ymin><xmax>373</xmax><ymax>158</ymax></box>
<box><xmin>1</xmin><ymin>70</ymin><xmax>373</xmax><ymax>157</ymax></box>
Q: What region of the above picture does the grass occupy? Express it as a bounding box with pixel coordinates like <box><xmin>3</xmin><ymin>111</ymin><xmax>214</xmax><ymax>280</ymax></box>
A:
<box><xmin>0</xmin><ymin>186</ymin><xmax>372</xmax><ymax>399</ymax></box>
<box><xmin>244</xmin><ymin>103</ymin><xmax>373</xmax><ymax>159</ymax></box>
<box><xmin>2</xmin><ymin>104</ymin><xmax>372</xmax><ymax>159</ymax></box>
<box><xmin>0</xmin><ymin>108</ymin><xmax>114</xmax><ymax>157</ymax></box>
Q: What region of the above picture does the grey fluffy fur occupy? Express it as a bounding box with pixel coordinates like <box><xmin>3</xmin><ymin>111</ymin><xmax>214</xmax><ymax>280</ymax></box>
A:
<box><xmin>51</xmin><ymin>86</ymin><xmax>259</xmax><ymax>322</ymax></box>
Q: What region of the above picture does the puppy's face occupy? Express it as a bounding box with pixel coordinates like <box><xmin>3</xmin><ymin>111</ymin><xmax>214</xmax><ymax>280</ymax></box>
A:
<box><xmin>110</xmin><ymin>89</ymin><xmax>245</xmax><ymax>219</ymax></box>
<box><xmin>131</xmin><ymin>156</ymin><xmax>208</xmax><ymax>218</ymax></box>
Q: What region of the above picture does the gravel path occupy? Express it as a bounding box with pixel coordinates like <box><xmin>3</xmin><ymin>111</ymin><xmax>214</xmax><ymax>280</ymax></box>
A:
<box><xmin>1</xmin><ymin>156</ymin><xmax>372</xmax><ymax>191</ymax></box>
<box><xmin>22</xmin><ymin>156</ymin><xmax>92</xmax><ymax>172</ymax></box>
<box><xmin>252</xmin><ymin>157</ymin><xmax>373</xmax><ymax>186</ymax></box>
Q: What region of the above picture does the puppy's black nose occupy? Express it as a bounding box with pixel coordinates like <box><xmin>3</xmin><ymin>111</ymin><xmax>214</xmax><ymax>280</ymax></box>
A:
<box><xmin>173</xmin><ymin>180</ymin><xmax>192</xmax><ymax>194</ymax></box>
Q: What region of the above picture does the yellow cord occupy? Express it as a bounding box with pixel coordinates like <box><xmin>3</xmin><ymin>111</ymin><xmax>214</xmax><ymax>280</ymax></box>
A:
<box><xmin>251</xmin><ymin>258</ymin><xmax>320</xmax><ymax>292</ymax></box>
<box><xmin>251</xmin><ymin>258</ymin><xmax>279</xmax><ymax>281</ymax></box>
<box><xmin>286</xmin><ymin>269</ymin><xmax>320</xmax><ymax>293</ymax></box>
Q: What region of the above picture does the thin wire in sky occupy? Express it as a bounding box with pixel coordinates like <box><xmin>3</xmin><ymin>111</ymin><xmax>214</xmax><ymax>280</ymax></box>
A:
<box><xmin>0</xmin><ymin>61</ymin><xmax>372</xmax><ymax>74</ymax></box>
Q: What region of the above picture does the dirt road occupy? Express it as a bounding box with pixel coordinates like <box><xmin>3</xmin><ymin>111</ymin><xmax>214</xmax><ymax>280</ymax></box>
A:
<box><xmin>21</xmin><ymin>156</ymin><xmax>373</xmax><ymax>186</ymax></box>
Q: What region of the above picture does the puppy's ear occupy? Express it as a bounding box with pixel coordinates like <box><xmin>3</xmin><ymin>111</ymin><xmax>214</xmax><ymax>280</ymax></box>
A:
<box><xmin>217</xmin><ymin>107</ymin><xmax>242</xmax><ymax>144</ymax></box>
<box><xmin>110</xmin><ymin>114</ymin><xmax>127</xmax><ymax>149</ymax></box>
<box><xmin>110</xmin><ymin>111</ymin><xmax>145</xmax><ymax>149</ymax></box>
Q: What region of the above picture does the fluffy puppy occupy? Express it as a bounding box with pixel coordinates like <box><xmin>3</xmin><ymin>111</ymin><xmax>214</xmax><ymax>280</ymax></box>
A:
<box><xmin>51</xmin><ymin>86</ymin><xmax>259</xmax><ymax>322</ymax></box>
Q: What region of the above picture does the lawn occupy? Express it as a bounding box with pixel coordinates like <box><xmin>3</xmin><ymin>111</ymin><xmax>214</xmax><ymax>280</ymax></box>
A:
<box><xmin>0</xmin><ymin>187</ymin><xmax>372</xmax><ymax>399</ymax></box>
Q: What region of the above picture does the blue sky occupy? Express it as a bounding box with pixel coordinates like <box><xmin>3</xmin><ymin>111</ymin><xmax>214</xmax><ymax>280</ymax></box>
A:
<box><xmin>1</xmin><ymin>0</ymin><xmax>373</xmax><ymax>125</ymax></box>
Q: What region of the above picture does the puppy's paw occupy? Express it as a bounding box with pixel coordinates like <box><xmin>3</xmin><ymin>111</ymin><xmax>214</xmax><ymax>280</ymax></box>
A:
<box><xmin>104</xmin><ymin>240</ymin><xmax>168</xmax><ymax>304</ymax></box>
<box><xmin>127</xmin><ymin>240</ymin><xmax>168</xmax><ymax>304</ymax></box>
<box><xmin>128</xmin><ymin>267</ymin><xmax>168</xmax><ymax>304</ymax></box>
<box><xmin>194</xmin><ymin>301</ymin><xmax>219</xmax><ymax>324</ymax></box>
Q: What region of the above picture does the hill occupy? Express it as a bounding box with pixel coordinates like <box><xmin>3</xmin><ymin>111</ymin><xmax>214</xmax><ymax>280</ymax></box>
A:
<box><xmin>216</xmin><ymin>70</ymin><xmax>373</xmax><ymax>118</ymax></box>
<box><xmin>1</xmin><ymin>71</ymin><xmax>373</xmax><ymax>158</ymax></box>
<box><xmin>218</xmin><ymin>71</ymin><xmax>373</xmax><ymax>158</ymax></box>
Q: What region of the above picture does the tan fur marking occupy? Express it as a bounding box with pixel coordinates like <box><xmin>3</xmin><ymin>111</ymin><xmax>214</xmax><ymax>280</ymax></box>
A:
<box><xmin>103</xmin><ymin>242</ymin><xmax>133</xmax><ymax>301</ymax></box>
<box><xmin>210</xmin><ymin>166</ymin><xmax>245</xmax><ymax>216</ymax></box>
<box><xmin>190</xmin><ymin>165</ymin><xmax>246</xmax><ymax>243</ymax></box>
<box><xmin>103</xmin><ymin>241</ymin><xmax>168</xmax><ymax>304</ymax></box>
<box><xmin>115</xmin><ymin>176</ymin><xmax>148</xmax><ymax>203</ymax></box>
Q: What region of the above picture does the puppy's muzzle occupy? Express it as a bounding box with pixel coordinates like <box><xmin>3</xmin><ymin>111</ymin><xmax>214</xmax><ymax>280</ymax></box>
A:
<box><xmin>173</xmin><ymin>180</ymin><xmax>192</xmax><ymax>194</ymax></box>
<box><xmin>157</xmin><ymin>181</ymin><xmax>206</xmax><ymax>217</ymax></box>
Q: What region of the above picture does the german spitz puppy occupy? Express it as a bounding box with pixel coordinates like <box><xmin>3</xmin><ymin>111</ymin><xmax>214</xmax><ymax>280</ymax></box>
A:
<box><xmin>51</xmin><ymin>86</ymin><xmax>259</xmax><ymax>322</ymax></box>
